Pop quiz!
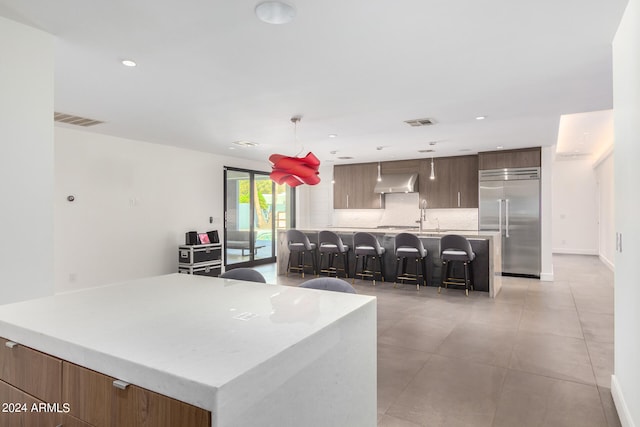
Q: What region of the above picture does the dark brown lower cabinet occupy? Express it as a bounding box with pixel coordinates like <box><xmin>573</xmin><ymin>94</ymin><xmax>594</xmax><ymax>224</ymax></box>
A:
<box><xmin>0</xmin><ymin>338</ymin><xmax>62</xmax><ymax>404</ymax></box>
<box><xmin>63</xmin><ymin>363</ymin><xmax>210</xmax><ymax>427</ymax></box>
<box><xmin>0</xmin><ymin>337</ymin><xmax>210</xmax><ymax>427</ymax></box>
<box><xmin>60</xmin><ymin>414</ymin><xmax>93</xmax><ymax>427</ymax></box>
<box><xmin>0</xmin><ymin>380</ymin><xmax>58</xmax><ymax>427</ymax></box>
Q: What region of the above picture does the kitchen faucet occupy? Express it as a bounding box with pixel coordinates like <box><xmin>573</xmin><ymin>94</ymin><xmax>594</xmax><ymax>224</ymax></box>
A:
<box><xmin>417</xmin><ymin>199</ymin><xmax>427</xmax><ymax>232</ymax></box>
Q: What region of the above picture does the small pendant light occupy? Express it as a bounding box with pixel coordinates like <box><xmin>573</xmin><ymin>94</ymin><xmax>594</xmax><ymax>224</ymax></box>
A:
<box><xmin>377</xmin><ymin>162</ymin><xmax>382</xmax><ymax>182</ymax></box>
<box><xmin>430</xmin><ymin>157</ymin><xmax>435</xmax><ymax>180</ymax></box>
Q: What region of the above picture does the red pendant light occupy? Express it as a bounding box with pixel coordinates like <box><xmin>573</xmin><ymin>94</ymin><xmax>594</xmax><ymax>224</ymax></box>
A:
<box><xmin>269</xmin><ymin>116</ymin><xmax>321</xmax><ymax>187</ymax></box>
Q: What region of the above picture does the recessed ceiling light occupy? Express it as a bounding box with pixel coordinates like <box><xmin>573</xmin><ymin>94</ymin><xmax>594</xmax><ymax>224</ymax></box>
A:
<box><xmin>476</xmin><ymin>116</ymin><xmax>486</xmax><ymax>120</ymax></box>
<box><xmin>121</xmin><ymin>59</ymin><xmax>137</xmax><ymax>67</ymax></box>
<box><xmin>376</xmin><ymin>146</ymin><xmax>384</xmax><ymax>151</ymax></box>
<box><xmin>255</xmin><ymin>1</ymin><xmax>296</xmax><ymax>24</ymax></box>
<box><xmin>328</xmin><ymin>134</ymin><xmax>337</xmax><ymax>138</ymax></box>
<box><xmin>228</xmin><ymin>147</ymin><xmax>236</xmax><ymax>150</ymax></box>
<box><xmin>496</xmin><ymin>145</ymin><xmax>504</xmax><ymax>150</ymax></box>
<box><xmin>232</xmin><ymin>140</ymin><xmax>259</xmax><ymax>147</ymax></box>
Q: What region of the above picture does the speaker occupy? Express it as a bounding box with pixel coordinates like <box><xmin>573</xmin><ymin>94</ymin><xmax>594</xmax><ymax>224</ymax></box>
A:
<box><xmin>207</xmin><ymin>230</ymin><xmax>220</xmax><ymax>243</ymax></box>
<box><xmin>185</xmin><ymin>231</ymin><xmax>199</xmax><ymax>245</ymax></box>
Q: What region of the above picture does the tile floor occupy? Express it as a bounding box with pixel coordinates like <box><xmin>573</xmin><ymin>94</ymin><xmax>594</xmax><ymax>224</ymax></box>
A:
<box><xmin>254</xmin><ymin>254</ymin><xmax>619</xmax><ymax>427</ymax></box>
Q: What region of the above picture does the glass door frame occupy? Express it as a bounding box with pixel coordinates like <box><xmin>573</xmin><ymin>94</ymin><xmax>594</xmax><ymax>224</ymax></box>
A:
<box><xmin>223</xmin><ymin>166</ymin><xmax>295</xmax><ymax>269</ymax></box>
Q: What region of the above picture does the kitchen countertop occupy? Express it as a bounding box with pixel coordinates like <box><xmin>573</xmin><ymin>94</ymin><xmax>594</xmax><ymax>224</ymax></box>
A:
<box><xmin>321</xmin><ymin>227</ymin><xmax>499</xmax><ymax>238</ymax></box>
<box><xmin>0</xmin><ymin>274</ymin><xmax>377</xmax><ymax>427</ymax></box>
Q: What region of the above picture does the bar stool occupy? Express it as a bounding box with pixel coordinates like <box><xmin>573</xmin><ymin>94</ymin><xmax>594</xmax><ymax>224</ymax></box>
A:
<box><xmin>352</xmin><ymin>232</ymin><xmax>386</xmax><ymax>286</ymax></box>
<box><xmin>300</xmin><ymin>277</ymin><xmax>357</xmax><ymax>294</ymax></box>
<box><xmin>286</xmin><ymin>229</ymin><xmax>318</xmax><ymax>278</ymax></box>
<box><xmin>318</xmin><ymin>231</ymin><xmax>350</xmax><ymax>278</ymax></box>
<box><xmin>439</xmin><ymin>234</ymin><xmax>475</xmax><ymax>296</ymax></box>
<box><xmin>393</xmin><ymin>233</ymin><xmax>428</xmax><ymax>290</ymax></box>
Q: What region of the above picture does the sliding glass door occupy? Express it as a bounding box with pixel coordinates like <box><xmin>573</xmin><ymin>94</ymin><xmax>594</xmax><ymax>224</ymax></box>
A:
<box><xmin>224</xmin><ymin>167</ymin><xmax>294</xmax><ymax>269</ymax></box>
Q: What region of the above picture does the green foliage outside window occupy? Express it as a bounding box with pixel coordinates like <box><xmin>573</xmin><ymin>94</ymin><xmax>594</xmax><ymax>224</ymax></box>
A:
<box><xmin>238</xmin><ymin>179</ymin><xmax>272</xmax><ymax>210</ymax></box>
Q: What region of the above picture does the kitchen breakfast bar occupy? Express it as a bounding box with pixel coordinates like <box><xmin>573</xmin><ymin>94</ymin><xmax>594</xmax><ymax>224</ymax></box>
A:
<box><xmin>278</xmin><ymin>228</ymin><xmax>503</xmax><ymax>298</ymax></box>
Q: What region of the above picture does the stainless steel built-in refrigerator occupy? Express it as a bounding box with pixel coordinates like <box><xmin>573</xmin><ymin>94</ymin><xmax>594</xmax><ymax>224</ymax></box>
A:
<box><xmin>479</xmin><ymin>168</ymin><xmax>541</xmax><ymax>277</ymax></box>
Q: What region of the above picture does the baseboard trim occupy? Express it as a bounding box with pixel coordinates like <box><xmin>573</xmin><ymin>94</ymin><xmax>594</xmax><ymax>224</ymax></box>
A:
<box><xmin>600</xmin><ymin>254</ymin><xmax>615</xmax><ymax>271</ymax></box>
<box><xmin>552</xmin><ymin>248</ymin><xmax>599</xmax><ymax>255</ymax></box>
<box><xmin>611</xmin><ymin>374</ymin><xmax>636</xmax><ymax>427</ymax></box>
<box><xmin>539</xmin><ymin>272</ymin><xmax>554</xmax><ymax>282</ymax></box>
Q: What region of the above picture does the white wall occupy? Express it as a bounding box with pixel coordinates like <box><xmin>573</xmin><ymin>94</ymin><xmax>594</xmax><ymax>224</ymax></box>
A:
<box><xmin>551</xmin><ymin>156</ymin><xmax>599</xmax><ymax>255</ymax></box>
<box><xmin>0</xmin><ymin>17</ymin><xmax>54</xmax><ymax>304</ymax></box>
<box><xmin>594</xmin><ymin>151</ymin><xmax>615</xmax><ymax>270</ymax></box>
<box><xmin>54</xmin><ymin>127</ymin><xmax>268</xmax><ymax>293</ymax></box>
<box><xmin>296</xmin><ymin>163</ymin><xmax>333</xmax><ymax>229</ymax></box>
<box><xmin>612</xmin><ymin>1</ymin><xmax>640</xmax><ymax>425</ymax></box>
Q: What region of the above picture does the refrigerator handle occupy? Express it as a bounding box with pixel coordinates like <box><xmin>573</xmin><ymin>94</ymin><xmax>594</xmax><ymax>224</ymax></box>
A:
<box><xmin>505</xmin><ymin>199</ymin><xmax>510</xmax><ymax>238</ymax></box>
<box><xmin>497</xmin><ymin>199</ymin><xmax>502</xmax><ymax>235</ymax></box>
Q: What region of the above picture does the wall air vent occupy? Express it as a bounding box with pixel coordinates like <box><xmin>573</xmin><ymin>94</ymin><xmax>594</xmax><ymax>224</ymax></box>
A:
<box><xmin>54</xmin><ymin>112</ymin><xmax>104</xmax><ymax>127</ymax></box>
<box><xmin>404</xmin><ymin>118</ymin><xmax>435</xmax><ymax>127</ymax></box>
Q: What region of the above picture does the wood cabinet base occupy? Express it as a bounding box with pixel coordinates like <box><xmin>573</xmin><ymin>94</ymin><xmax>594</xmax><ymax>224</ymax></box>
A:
<box><xmin>63</xmin><ymin>363</ymin><xmax>210</xmax><ymax>427</ymax></box>
<box><xmin>0</xmin><ymin>337</ymin><xmax>210</xmax><ymax>427</ymax></box>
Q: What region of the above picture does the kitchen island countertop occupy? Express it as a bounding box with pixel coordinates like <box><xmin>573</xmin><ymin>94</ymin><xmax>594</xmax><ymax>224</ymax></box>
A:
<box><xmin>0</xmin><ymin>273</ymin><xmax>377</xmax><ymax>427</ymax></box>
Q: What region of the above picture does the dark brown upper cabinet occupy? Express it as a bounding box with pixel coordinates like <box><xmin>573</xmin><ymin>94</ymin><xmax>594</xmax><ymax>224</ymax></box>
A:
<box><xmin>478</xmin><ymin>147</ymin><xmax>541</xmax><ymax>170</ymax></box>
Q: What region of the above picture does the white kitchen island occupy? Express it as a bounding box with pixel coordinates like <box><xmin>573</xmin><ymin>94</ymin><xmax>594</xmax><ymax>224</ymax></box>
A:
<box><xmin>0</xmin><ymin>274</ymin><xmax>377</xmax><ymax>427</ymax></box>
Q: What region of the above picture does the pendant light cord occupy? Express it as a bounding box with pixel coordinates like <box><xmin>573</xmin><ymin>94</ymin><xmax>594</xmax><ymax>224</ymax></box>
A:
<box><xmin>292</xmin><ymin>116</ymin><xmax>304</xmax><ymax>156</ymax></box>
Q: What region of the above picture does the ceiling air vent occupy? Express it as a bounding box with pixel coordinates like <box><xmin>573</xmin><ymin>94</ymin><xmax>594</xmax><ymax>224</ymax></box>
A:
<box><xmin>404</xmin><ymin>118</ymin><xmax>435</xmax><ymax>127</ymax></box>
<box><xmin>54</xmin><ymin>112</ymin><xmax>104</xmax><ymax>127</ymax></box>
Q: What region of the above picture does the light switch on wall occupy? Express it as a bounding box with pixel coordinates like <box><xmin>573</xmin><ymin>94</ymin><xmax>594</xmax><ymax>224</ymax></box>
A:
<box><xmin>619</xmin><ymin>232</ymin><xmax>623</xmax><ymax>253</ymax></box>
<box><xmin>616</xmin><ymin>232</ymin><xmax>623</xmax><ymax>253</ymax></box>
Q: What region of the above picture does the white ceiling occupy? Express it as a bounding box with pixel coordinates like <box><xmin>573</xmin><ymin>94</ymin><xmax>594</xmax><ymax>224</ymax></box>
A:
<box><xmin>556</xmin><ymin>109</ymin><xmax>613</xmax><ymax>161</ymax></box>
<box><xmin>0</xmin><ymin>0</ymin><xmax>628</xmax><ymax>166</ymax></box>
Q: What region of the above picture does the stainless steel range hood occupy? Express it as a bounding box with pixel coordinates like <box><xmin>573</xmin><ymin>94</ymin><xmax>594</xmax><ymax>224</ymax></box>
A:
<box><xmin>373</xmin><ymin>173</ymin><xmax>418</xmax><ymax>193</ymax></box>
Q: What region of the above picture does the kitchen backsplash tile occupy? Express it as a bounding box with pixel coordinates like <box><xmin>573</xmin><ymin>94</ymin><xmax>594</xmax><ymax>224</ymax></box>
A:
<box><xmin>332</xmin><ymin>193</ymin><xmax>478</xmax><ymax>230</ymax></box>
